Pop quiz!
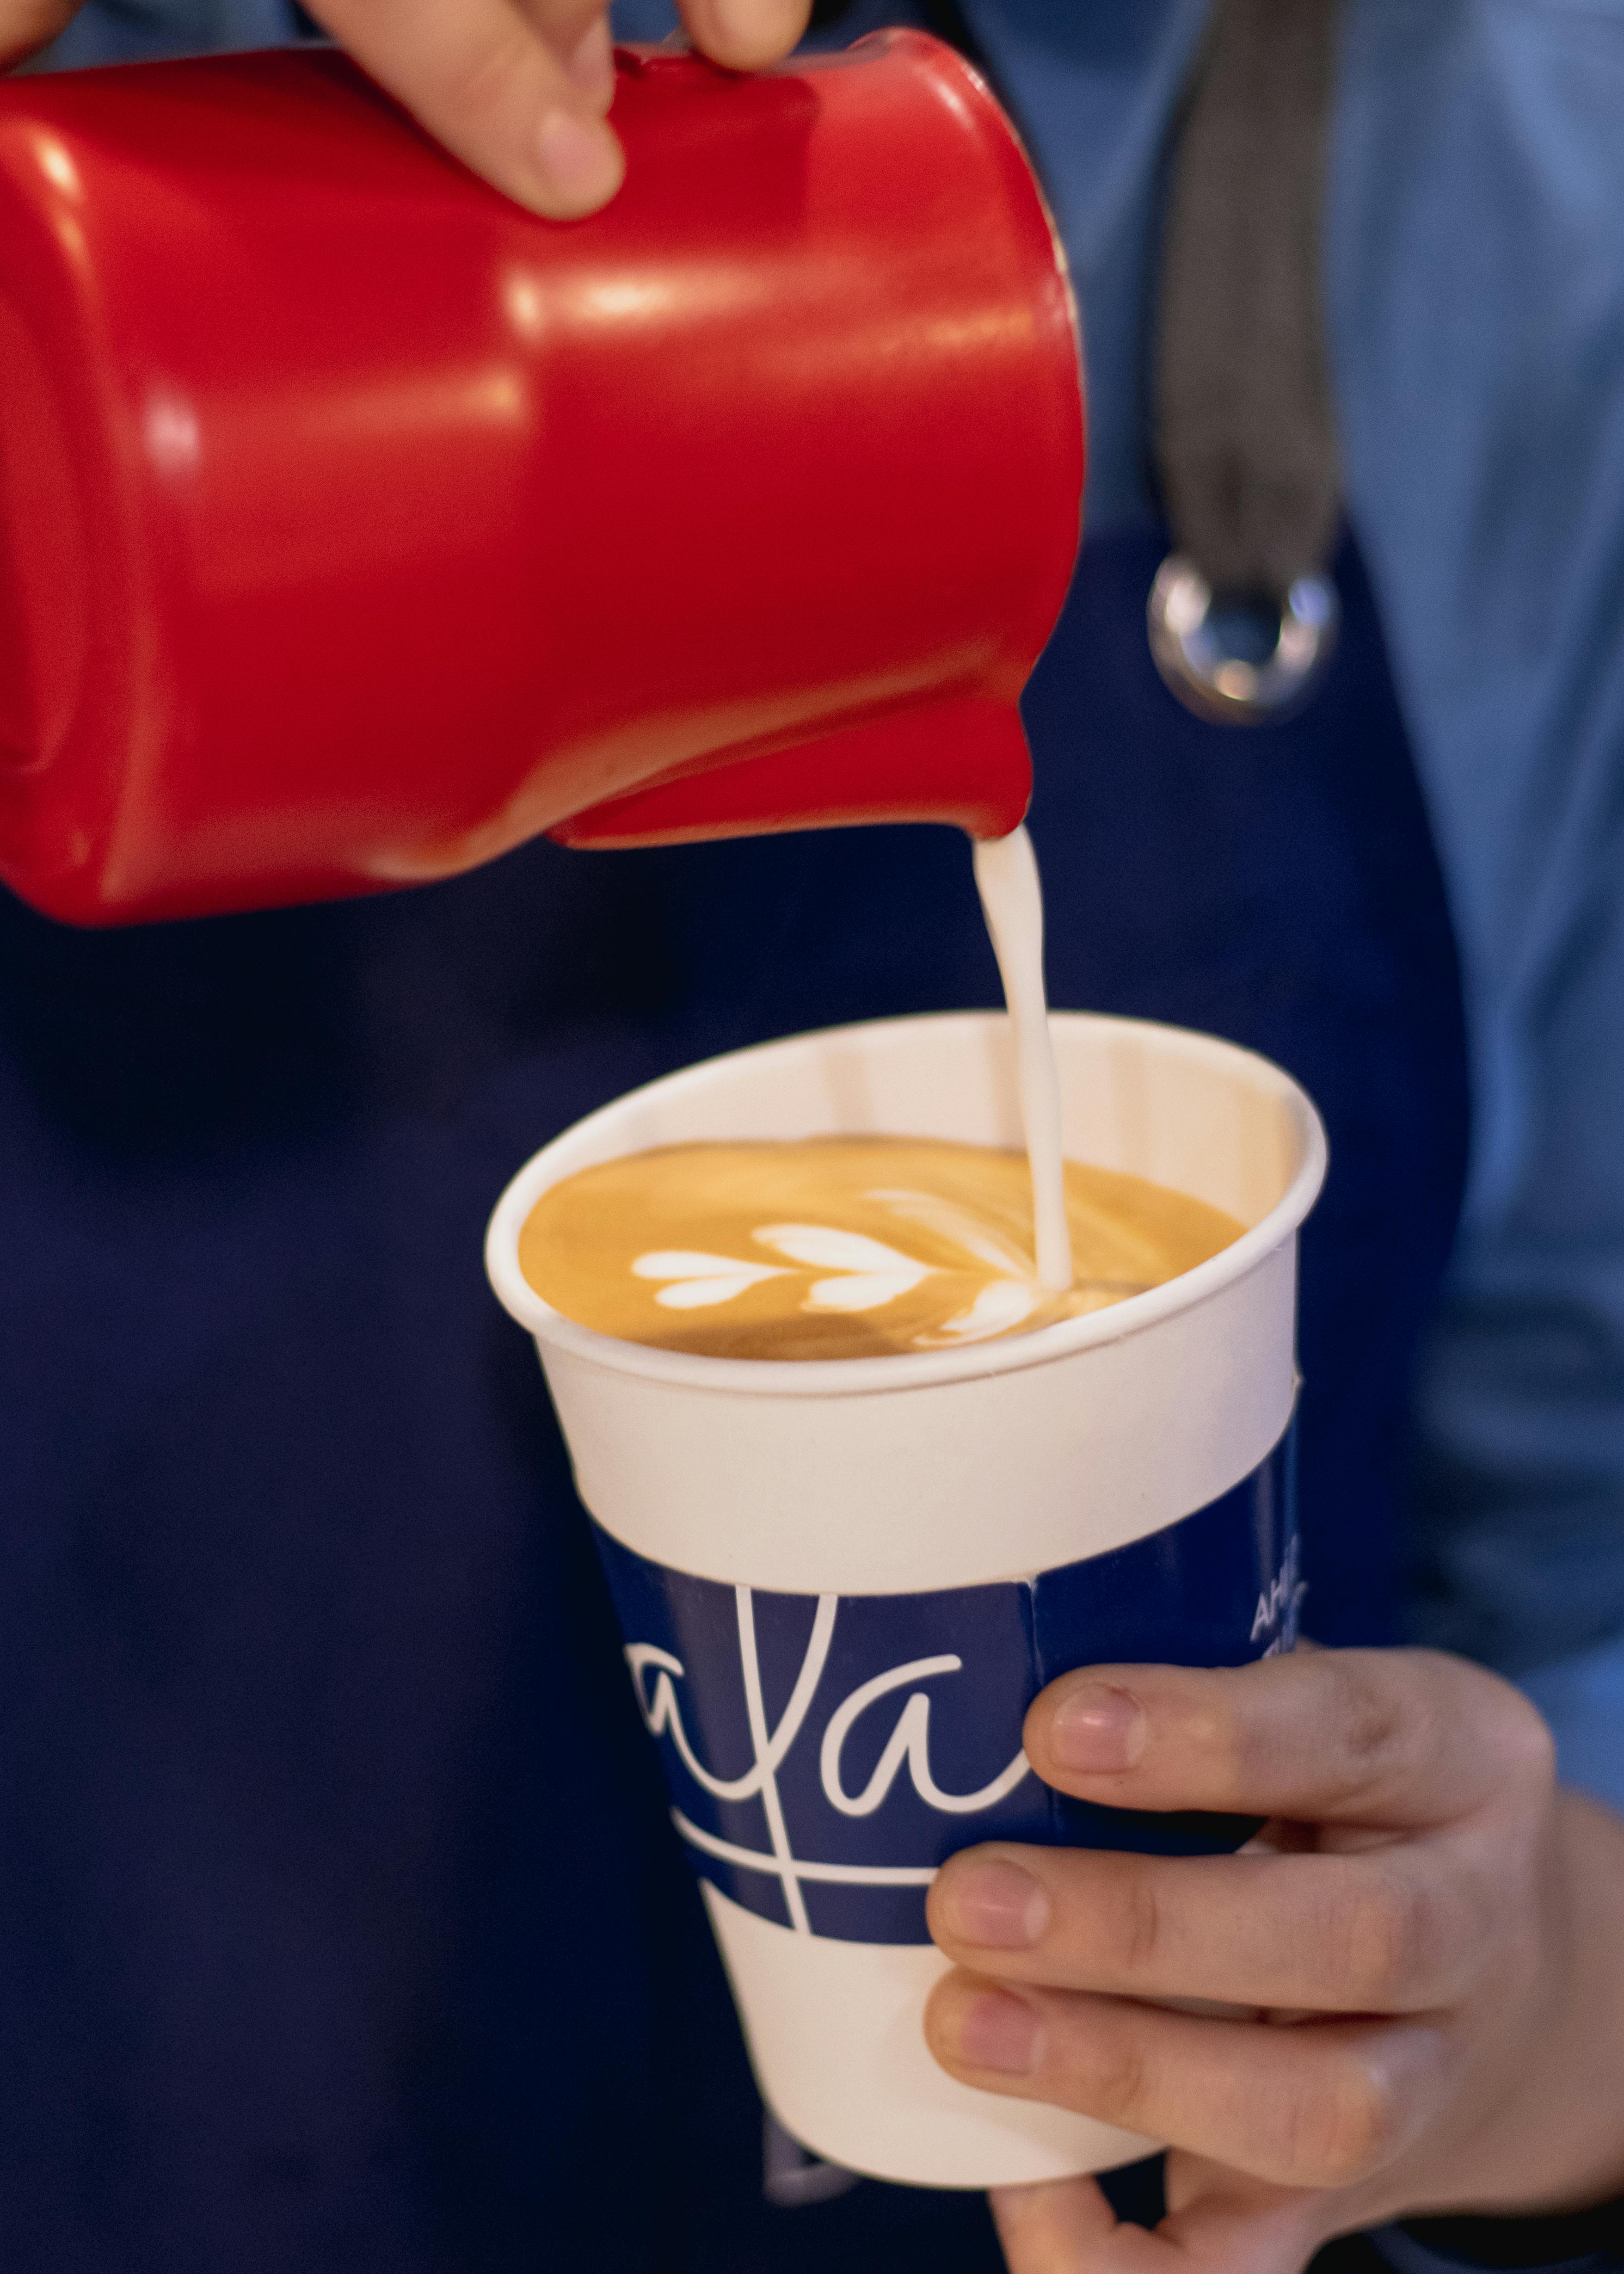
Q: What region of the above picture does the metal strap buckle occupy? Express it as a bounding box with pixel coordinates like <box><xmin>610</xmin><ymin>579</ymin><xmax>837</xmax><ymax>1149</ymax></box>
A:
<box><xmin>1148</xmin><ymin>555</ymin><xmax>1339</xmax><ymax>725</ymax></box>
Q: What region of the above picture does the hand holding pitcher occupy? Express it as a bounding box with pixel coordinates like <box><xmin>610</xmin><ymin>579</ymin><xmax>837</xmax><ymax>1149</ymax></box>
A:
<box><xmin>0</xmin><ymin>0</ymin><xmax>808</xmax><ymax>214</ymax></box>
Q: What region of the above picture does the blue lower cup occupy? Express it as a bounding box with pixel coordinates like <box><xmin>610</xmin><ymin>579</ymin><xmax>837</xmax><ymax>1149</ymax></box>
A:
<box><xmin>486</xmin><ymin>1010</ymin><xmax>1327</xmax><ymax>2187</ymax></box>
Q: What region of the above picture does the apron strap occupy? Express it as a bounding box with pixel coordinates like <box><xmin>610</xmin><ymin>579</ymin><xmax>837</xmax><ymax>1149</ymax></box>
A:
<box><xmin>1148</xmin><ymin>0</ymin><xmax>1345</xmax><ymax>722</ymax></box>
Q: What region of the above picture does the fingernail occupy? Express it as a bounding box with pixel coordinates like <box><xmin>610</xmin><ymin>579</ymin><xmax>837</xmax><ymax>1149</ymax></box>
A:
<box><xmin>940</xmin><ymin>1860</ymin><xmax>1047</xmax><ymax>1948</ymax></box>
<box><xmin>535</xmin><ymin>109</ymin><xmax>622</xmax><ymax>209</ymax></box>
<box><xmin>957</xmin><ymin>1989</ymin><xmax>1040</xmax><ymax>2075</ymax></box>
<box><xmin>564</xmin><ymin>16</ymin><xmax>615</xmax><ymax>107</ymax></box>
<box><xmin>1049</xmin><ymin>1683</ymin><xmax>1146</xmax><ymax>1774</ymax></box>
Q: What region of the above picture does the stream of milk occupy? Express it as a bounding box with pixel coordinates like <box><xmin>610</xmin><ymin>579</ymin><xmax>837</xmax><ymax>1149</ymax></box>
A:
<box><xmin>970</xmin><ymin>826</ymin><xmax>1075</xmax><ymax>1294</ymax></box>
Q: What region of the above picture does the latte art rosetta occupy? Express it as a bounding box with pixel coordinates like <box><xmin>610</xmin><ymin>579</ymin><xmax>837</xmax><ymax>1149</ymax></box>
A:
<box><xmin>518</xmin><ymin>1136</ymin><xmax>1244</xmax><ymax>1361</ymax></box>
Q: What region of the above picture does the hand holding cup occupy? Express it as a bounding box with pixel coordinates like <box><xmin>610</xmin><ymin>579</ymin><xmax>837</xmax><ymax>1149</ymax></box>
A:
<box><xmin>925</xmin><ymin>1647</ymin><xmax>1624</xmax><ymax>2274</ymax></box>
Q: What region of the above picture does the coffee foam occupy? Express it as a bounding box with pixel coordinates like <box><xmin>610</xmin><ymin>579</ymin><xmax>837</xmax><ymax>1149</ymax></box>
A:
<box><xmin>518</xmin><ymin>1134</ymin><xmax>1243</xmax><ymax>1362</ymax></box>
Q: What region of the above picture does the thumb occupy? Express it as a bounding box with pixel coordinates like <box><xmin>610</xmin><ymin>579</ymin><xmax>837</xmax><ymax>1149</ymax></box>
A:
<box><xmin>1161</xmin><ymin>2158</ymin><xmax>1335</xmax><ymax>2274</ymax></box>
<box><xmin>991</xmin><ymin>2176</ymin><xmax>1158</xmax><ymax>2271</ymax></box>
<box><xmin>990</xmin><ymin>2165</ymin><xmax>1331</xmax><ymax>2274</ymax></box>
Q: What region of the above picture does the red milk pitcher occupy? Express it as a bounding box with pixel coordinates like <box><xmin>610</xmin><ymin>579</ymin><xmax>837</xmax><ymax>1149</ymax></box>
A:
<box><xmin>0</xmin><ymin>31</ymin><xmax>1083</xmax><ymax>926</ymax></box>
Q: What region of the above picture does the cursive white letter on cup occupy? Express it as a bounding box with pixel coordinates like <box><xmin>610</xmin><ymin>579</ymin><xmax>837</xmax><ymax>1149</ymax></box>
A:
<box><xmin>624</xmin><ymin>1591</ymin><xmax>837</xmax><ymax>1810</ymax></box>
<box><xmin>820</xmin><ymin>1657</ymin><xmax>1030</xmax><ymax>1818</ymax></box>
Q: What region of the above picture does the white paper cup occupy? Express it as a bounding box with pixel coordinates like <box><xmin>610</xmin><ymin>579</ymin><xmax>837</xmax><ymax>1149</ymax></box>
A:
<box><xmin>486</xmin><ymin>1011</ymin><xmax>1327</xmax><ymax>2189</ymax></box>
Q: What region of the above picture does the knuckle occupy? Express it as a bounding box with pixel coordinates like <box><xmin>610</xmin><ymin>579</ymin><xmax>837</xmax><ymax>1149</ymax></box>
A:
<box><xmin>1328</xmin><ymin>1659</ymin><xmax>1413</xmax><ymax>1794</ymax></box>
<box><xmin>1491</xmin><ymin>1685</ymin><xmax>1557</xmax><ymax>1793</ymax></box>
<box><xmin>1337</xmin><ymin>1869</ymin><xmax>1433</xmax><ymax>2009</ymax></box>
<box><xmin>1412</xmin><ymin>1652</ymin><xmax>1556</xmax><ymax>1803</ymax></box>
<box><xmin>1067</xmin><ymin>2023</ymin><xmax>1154</xmax><ymax>2130</ymax></box>
<box><xmin>1286</xmin><ymin>2053</ymin><xmax>1402</xmax><ymax>2188</ymax></box>
<box><xmin>1188</xmin><ymin>1689</ymin><xmax>1252</xmax><ymax>1794</ymax></box>
<box><xmin>1101</xmin><ymin>1866</ymin><xmax>1163</xmax><ymax>1983</ymax></box>
<box><xmin>436</xmin><ymin>23</ymin><xmax>544</xmax><ymax>128</ymax></box>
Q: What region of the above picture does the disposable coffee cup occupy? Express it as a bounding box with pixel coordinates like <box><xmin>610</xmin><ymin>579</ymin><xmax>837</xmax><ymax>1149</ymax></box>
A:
<box><xmin>486</xmin><ymin>1011</ymin><xmax>1327</xmax><ymax>2189</ymax></box>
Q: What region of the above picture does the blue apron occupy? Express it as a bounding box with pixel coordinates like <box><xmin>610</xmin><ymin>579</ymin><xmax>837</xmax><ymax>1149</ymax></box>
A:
<box><xmin>0</xmin><ymin>529</ymin><xmax>1467</xmax><ymax>2270</ymax></box>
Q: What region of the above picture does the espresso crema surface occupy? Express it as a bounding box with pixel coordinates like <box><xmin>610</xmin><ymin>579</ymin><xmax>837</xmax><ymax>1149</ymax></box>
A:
<box><xmin>518</xmin><ymin>1136</ymin><xmax>1243</xmax><ymax>1361</ymax></box>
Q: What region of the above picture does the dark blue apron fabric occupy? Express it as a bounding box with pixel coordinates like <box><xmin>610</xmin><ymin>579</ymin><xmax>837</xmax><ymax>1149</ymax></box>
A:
<box><xmin>0</xmin><ymin>528</ymin><xmax>1467</xmax><ymax>2272</ymax></box>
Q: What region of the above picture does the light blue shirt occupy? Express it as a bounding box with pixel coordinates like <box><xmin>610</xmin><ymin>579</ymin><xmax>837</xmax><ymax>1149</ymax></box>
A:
<box><xmin>43</xmin><ymin>0</ymin><xmax>1624</xmax><ymax>1819</ymax></box>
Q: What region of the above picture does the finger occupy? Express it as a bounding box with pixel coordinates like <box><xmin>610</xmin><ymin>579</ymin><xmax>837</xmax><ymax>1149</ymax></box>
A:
<box><xmin>508</xmin><ymin>0</ymin><xmax>615</xmax><ymax>111</ymax></box>
<box><xmin>925</xmin><ymin>1973</ymin><xmax>1448</xmax><ymax>2192</ymax></box>
<box><xmin>678</xmin><ymin>0</ymin><xmax>811</xmax><ymax>72</ymax></box>
<box><xmin>990</xmin><ymin>2176</ymin><xmax>1174</xmax><ymax>2272</ymax></box>
<box><xmin>306</xmin><ymin>0</ymin><xmax>623</xmax><ymax>216</ymax></box>
<box><xmin>1023</xmin><ymin>1650</ymin><xmax>1555</xmax><ymax>1829</ymax></box>
<box><xmin>559</xmin><ymin>11</ymin><xmax>615</xmax><ymax>108</ymax></box>
<box><xmin>928</xmin><ymin>1839</ymin><xmax>1485</xmax><ymax>2013</ymax></box>
<box><xmin>0</xmin><ymin>0</ymin><xmax>78</xmax><ymax>67</ymax></box>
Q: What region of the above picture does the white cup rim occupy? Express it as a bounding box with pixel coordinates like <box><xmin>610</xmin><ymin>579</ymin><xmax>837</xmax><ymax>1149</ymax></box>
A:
<box><xmin>484</xmin><ymin>1010</ymin><xmax>1328</xmax><ymax>1400</ymax></box>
